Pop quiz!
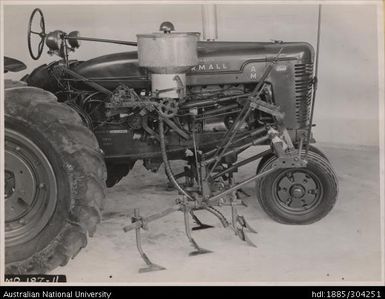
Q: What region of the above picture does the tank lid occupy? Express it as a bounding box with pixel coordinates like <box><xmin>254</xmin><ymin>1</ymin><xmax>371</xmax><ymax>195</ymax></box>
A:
<box><xmin>137</xmin><ymin>32</ymin><xmax>200</xmax><ymax>39</ymax></box>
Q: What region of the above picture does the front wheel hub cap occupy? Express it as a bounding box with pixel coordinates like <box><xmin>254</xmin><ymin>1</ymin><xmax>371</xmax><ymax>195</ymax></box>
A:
<box><xmin>290</xmin><ymin>184</ymin><xmax>306</xmax><ymax>199</ymax></box>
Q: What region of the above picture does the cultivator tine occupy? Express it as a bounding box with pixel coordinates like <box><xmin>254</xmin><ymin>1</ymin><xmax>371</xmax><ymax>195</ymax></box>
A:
<box><xmin>237</xmin><ymin>215</ymin><xmax>257</xmax><ymax>234</ymax></box>
<box><xmin>236</xmin><ymin>226</ymin><xmax>258</xmax><ymax>248</ymax></box>
<box><xmin>190</xmin><ymin>210</ymin><xmax>214</xmax><ymax>231</ymax></box>
<box><xmin>183</xmin><ymin>208</ymin><xmax>212</xmax><ymax>256</ymax></box>
<box><xmin>230</xmin><ymin>197</ymin><xmax>257</xmax><ymax>248</ymax></box>
<box><xmin>132</xmin><ymin>209</ymin><xmax>166</xmax><ymax>273</ymax></box>
<box><xmin>204</xmin><ymin>206</ymin><xmax>230</xmax><ymax>228</ymax></box>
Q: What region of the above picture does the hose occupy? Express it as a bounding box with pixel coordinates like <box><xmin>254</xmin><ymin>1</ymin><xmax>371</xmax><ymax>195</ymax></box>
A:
<box><xmin>158</xmin><ymin>115</ymin><xmax>194</xmax><ymax>201</ymax></box>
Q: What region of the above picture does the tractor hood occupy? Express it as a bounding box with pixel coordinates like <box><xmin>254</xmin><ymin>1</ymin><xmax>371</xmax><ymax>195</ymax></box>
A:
<box><xmin>192</xmin><ymin>41</ymin><xmax>313</xmax><ymax>72</ymax></box>
<box><xmin>72</xmin><ymin>40</ymin><xmax>314</xmax><ymax>90</ymax></box>
<box><xmin>72</xmin><ymin>51</ymin><xmax>149</xmax><ymax>89</ymax></box>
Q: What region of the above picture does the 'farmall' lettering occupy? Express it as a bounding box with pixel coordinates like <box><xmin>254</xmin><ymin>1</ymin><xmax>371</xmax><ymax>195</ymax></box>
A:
<box><xmin>191</xmin><ymin>63</ymin><xmax>228</xmax><ymax>72</ymax></box>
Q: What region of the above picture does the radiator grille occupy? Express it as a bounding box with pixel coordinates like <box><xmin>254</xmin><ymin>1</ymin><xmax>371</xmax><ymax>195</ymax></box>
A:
<box><xmin>294</xmin><ymin>63</ymin><xmax>314</xmax><ymax>128</ymax></box>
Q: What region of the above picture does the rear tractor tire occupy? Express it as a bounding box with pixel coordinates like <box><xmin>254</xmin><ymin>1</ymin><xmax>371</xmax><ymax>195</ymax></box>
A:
<box><xmin>4</xmin><ymin>87</ymin><xmax>107</xmax><ymax>274</ymax></box>
<box><xmin>255</xmin><ymin>150</ymin><xmax>338</xmax><ymax>224</ymax></box>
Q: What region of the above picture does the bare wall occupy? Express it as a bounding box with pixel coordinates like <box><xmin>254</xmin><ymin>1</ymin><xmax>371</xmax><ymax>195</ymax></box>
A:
<box><xmin>3</xmin><ymin>3</ymin><xmax>380</xmax><ymax>146</ymax></box>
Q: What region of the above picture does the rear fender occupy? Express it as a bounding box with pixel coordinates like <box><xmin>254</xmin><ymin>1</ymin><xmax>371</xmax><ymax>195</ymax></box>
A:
<box><xmin>4</xmin><ymin>57</ymin><xmax>26</xmax><ymax>73</ymax></box>
<box><xmin>5</xmin><ymin>86</ymin><xmax>58</xmax><ymax>119</ymax></box>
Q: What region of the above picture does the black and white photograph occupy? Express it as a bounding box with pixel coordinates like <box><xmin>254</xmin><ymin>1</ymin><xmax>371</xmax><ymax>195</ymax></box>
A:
<box><xmin>1</xmin><ymin>0</ymin><xmax>384</xmax><ymax>286</ymax></box>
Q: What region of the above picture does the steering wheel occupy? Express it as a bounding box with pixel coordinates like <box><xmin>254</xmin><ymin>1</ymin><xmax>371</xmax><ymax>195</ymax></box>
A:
<box><xmin>28</xmin><ymin>8</ymin><xmax>46</xmax><ymax>60</ymax></box>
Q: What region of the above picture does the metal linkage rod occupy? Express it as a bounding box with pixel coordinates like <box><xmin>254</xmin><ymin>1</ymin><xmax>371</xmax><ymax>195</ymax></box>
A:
<box><xmin>180</xmin><ymin>93</ymin><xmax>247</xmax><ymax>109</ymax></box>
<box><xmin>206</xmin><ymin>48</ymin><xmax>284</xmax><ymax>177</ymax></box>
<box><xmin>306</xmin><ymin>4</ymin><xmax>322</xmax><ymax>156</ymax></box>
<box><xmin>211</xmin><ymin>149</ymin><xmax>272</xmax><ymax>180</ymax></box>
<box><xmin>206</xmin><ymin>102</ymin><xmax>254</xmax><ymax>176</ymax></box>
<box><xmin>191</xmin><ymin>123</ymin><xmax>202</xmax><ymax>192</ymax></box>
<box><xmin>208</xmin><ymin>167</ymin><xmax>276</xmax><ymax>204</ymax></box>
<box><xmin>66</xmin><ymin>35</ymin><xmax>138</xmax><ymax>46</ymax></box>
<box><xmin>196</xmin><ymin>103</ymin><xmax>239</xmax><ymax>118</ymax></box>
<box><xmin>202</xmin><ymin>135</ymin><xmax>269</xmax><ymax>166</ymax></box>
<box><xmin>203</xmin><ymin>126</ymin><xmax>267</xmax><ymax>158</ymax></box>
<box><xmin>59</xmin><ymin>67</ymin><xmax>112</xmax><ymax>95</ymax></box>
<box><xmin>123</xmin><ymin>205</ymin><xmax>181</xmax><ymax>232</ymax></box>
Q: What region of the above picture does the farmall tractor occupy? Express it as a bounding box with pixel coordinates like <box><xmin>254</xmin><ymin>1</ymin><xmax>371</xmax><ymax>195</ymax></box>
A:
<box><xmin>4</xmin><ymin>8</ymin><xmax>338</xmax><ymax>274</ymax></box>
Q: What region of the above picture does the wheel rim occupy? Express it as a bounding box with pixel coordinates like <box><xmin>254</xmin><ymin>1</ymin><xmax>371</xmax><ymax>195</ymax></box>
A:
<box><xmin>5</xmin><ymin>129</ymin><xmax>57</xmax><ymax>247</ymax></box>
<box><xmin>272</xmin><ymin>169</ymin><xmax>323</xmax><ymax>215</ymax></box>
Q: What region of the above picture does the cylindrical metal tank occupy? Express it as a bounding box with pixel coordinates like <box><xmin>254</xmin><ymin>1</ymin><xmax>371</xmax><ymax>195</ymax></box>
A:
<box><xmin>137</xmin><ymin>31</ymin><xmax>200</xmax><ymax>98</ymax></box>
<box><xmin>137</xmin><ymin>32</ymin><xmax>200</xmax><ymax>74</ymax></box>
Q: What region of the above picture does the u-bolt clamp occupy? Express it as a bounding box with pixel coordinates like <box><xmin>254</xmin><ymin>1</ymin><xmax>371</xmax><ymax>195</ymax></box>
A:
<box><xmin>131</xmin><ymin>213</ymin><xmax>148</xmax><ymax>231</ymax></box>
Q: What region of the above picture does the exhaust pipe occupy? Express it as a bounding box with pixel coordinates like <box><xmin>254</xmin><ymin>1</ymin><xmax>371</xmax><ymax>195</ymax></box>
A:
<box><xmin>202</xmin><ymin>4</ymin><xmax>218</xmax><ymax>41</ymax></box>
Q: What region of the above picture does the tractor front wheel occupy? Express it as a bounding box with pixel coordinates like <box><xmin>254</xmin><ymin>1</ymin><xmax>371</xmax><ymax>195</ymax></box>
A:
<box><xmin>255</xmin><ymin>151</ymin><xmax>338</xmax><ymax>224</ymax></box>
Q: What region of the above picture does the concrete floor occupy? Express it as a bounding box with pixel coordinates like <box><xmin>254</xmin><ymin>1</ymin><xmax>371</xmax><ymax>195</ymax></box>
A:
<box><xmin>51</xmin><ymin>144</ymin><xmax>382</xmax><ymax>284</ymax></box>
